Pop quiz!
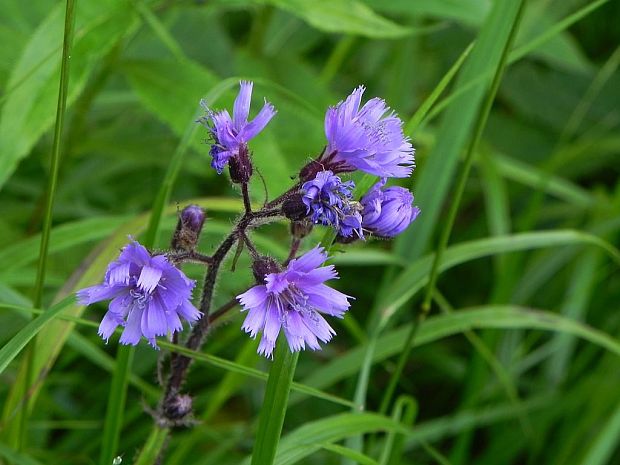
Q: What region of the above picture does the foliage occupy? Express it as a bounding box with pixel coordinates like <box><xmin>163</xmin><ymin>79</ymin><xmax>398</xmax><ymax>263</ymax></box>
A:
<box><xmin>0</xmin><ymin>0</ymin><xmax>619</xmax><ymax>464</ymax></box>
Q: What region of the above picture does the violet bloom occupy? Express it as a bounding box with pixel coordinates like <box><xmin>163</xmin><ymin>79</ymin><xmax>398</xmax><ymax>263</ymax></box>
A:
<box><xmin>237</xmin><ymin>246</ymin><xmax>352</xmax><ymax>358</ymax></box>
<box><xmin>77</xmin><ymin>241</ymin><xmax>201</xmax><ymax>347</ymax></box>
<box><xmin>339</xmin><ymin>211</ymin><xmax>364</xmax><ymax>239</ymax></box>
<box><xmin>360</xmin><ymin>179</ymin><xmax>420</xmax><ymax>238</ymax></box>
<box><xmin>302</xmin><ymin>170</ymin><xmax>355</xmax><ymax>227</ymax></box>
<box><xmin>322</xmin><ymin>86</ymin><xmax>414</xmax><ymax>178</ymax></box>
<box><xmin>200</xmin><ymin>81</ymin><xmax>276</xmax><ymax>174</ymax></box>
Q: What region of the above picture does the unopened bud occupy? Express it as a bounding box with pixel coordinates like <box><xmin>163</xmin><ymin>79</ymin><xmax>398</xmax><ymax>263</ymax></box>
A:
<box><xmin>282</xmin><ymin>194</ymin><xmax>308</xmax><ymax>221</ymax></box>
<box><xmin>172</xmin><ymin>205</ymin><xmax>206</xmax><ymax>251</ymax></box>
<box><xmin>163</xmin><ymin>394</ymin><xmax>193</xmax><ymax>420</ymax></box>
<box><xmin>291</xmin><ymin>220</ymin><xmax>313</xmax><ymax>239</ymax></box>
<box><xmin>252</xmin><ymin>256</ymin><xmax>281</xmax><ymax>284</ymax></box>
<box><xmin>229</xmin><ymin>144</ymin><xmax>253</xmax><ymax>184</ymax></box>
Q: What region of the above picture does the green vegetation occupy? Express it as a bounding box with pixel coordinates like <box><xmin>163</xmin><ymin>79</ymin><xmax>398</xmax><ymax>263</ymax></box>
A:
<box><xmin>0</xmin><ymin>0</ymin><xmax>619</xmax><ymax>464</ymax></box>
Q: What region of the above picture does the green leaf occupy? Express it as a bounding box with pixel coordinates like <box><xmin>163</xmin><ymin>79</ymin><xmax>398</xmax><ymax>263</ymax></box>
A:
<box><xmin>394</xmin><ymin>0</ymin><xmax>525</xmax><ymax>262</ymax></box>
<box><xmin>382</xmin><ymin>230</ymin><xmax>620</xmax><ymax>326</ymax></box>
<box><xmin>579</xmin><ymin>401</ymin><xmax>620</xmax><ymax>465</ymax></box>
<box><xmin>264</xmin><ymin>0</ymin><xmax>411</xmax><ymax>39</ymax></box>
<box><xmin>132</xmin><ymin>422</ymin><xmax>169</xmax><ymax>465</ymax></box>
<box><xmin>99</xmin><ymin>346</ymin><xmax>134</xmax><ymax>465</ymax></box>
<box><xmin>0</xmin><ymin>0</ymin><xmax>138</xmax><ymax>189</ymax></box>
<box><xmin>0</xmin><ymin>440</ymin><xmax>44</xmax><ymax>465</ymax></box>
<box><xmin>300</xmin><ymin>306</ymin><xmax>620</xmax><ymax>397</ymax></box>
<box><xmin>251</xmin><ymin>337</ymin><xmax>299</xmax><ymax>465</ymax></box>
<box><xmin>380</xmin><ymin>396</ymin><xmax>418</xmax><ymax>465</ymax></box>
<box><xmin>321</xmin><ymin>443</ymin><xmax>379</xmax><ymax>465</ymax></box>
<box><xmin>0</xmin><ymin>216</ymin><xmax>129</xmax><ymax>276</ymax></box>
<box><xmin>121</xmin><ymin>59</ymin><xmax>219</xmax><ymax>136</ymax></box>
<box><xmin>269</xmin><ymin>413</ymin><xmax>410</xmax><ymax>465</ymax></box>
<box><xmin>0</xmin><ymin>295</ymin><xmax>75</xmax><ymax>375</ymax></box>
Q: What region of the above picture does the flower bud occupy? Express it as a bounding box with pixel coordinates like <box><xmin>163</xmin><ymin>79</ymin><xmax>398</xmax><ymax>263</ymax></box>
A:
<box><xmin>282</xmin><ymin>193</ymin><xmax>308</xmax><ymax>221</ymax></box>
<box><xmin>172</xmin><ymin>205</ymin><xmax>206</xmax><ymax>251</ymax></box>
<box><xmin>228</xmin><ymin>144</ymin><xmax>253</xmax><ymax>184</ymax></box>
<box><xmin>251</xmin><ymin>256</ymin><xmax>281</xmax><ymax>284</ymax></box>
<box><xmin>360</xmin><ymin>180</ymin><xmax>420</xmax><ymax>238</ymax></box>
<box><xmin>163</xmin><ymin>394</ymin><xmax>193</xmax><ymax>420</ymax></box>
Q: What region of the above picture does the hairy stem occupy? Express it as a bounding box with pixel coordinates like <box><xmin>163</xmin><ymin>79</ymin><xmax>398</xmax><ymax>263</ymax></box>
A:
<box><xmin>161</xmin><ymin>207</ymin><xmax>283</xmax><ymax>421</ymax></box>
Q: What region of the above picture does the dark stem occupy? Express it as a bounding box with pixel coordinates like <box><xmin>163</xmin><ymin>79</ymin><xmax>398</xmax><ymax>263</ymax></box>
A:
<box><xmin>241</xmin><ymin>182</ymin><xmax>252</xmax><ymax>213</ymax></box>
<box><xmin>168</xmin><ymin>233</ymin><xmax>236</xmax><ymax>386</ymax></box>
<box><xmin>284</xmin><ymin>238</ymin><xmax>301</xmax><ymax>265</ymax></box>
<box><xmin>208</xmin><ymin>296</ymin><xmax>241</xmax><ymax>325</ymax></box>
<box><xmin>167</xmin><ymin>250</ymin><xmax>212</xmax><ymax>266</ymax></box>
<box><xmin>264</xmin><ymin>182</ymin><xmax>302</xmax><ymax>209</ymax></box>
<box><xmin>161</xmin><ymin>207</ymin><xmax>283</xmax><ymax>421</ymax></box>
<box><xmin>241</xmin><ymin>233</ymin><xmax>259</xmax><ymax>259</ymax></box>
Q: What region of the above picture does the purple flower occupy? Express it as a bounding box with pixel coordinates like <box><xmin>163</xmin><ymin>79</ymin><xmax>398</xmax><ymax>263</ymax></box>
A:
<box><xmin>322</xmin><ymin>86</ymin><xmax>414</xmax><ymax>178</ymax></box>
<box><xmin>302</xmin><ymin>170</ymin><xmax>354</xmax><ymax>227</ymax></box>
<box><xmin>200</xmin><ymin>81</ymin><xmax>276</xmax><ymax>174</ymax></box>
<box><xmin>339</xmin><ymin>211</ymin><xmax>364</xmax><ymax>239</ymax></box>
<box><xmin>360</xmin><ymin>179</ymin><xmax>420</xmax><ymax>238</ymax></box>
<box><xmin>77</xmin><ymin>241</ymin><xmax>201</xmax><ymax>347</ymax></box>
<box><xmin>237</xmin><ymin>246</ymin><xmax>353</xmax><ymax>358</ymax></box>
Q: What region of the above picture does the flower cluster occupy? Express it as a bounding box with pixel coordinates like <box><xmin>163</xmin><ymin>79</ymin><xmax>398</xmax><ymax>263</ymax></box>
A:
<box><xmin>295</xmin><ymin>86</ymin><xmax>419</xmax><ymax>242</ymax></box>
<box><xmin>199</xmin><ymin>81</ymin><xmax>275</xmax><ymax>180</ymax></box>
<box><xmin>237</xmin><ymin>246</ymin><xmax>351</xmax><ymax>358</ymax></box>
<box><xmin>78</xmin><ymin>81</ymin><xmax>419</xmax><ymax>360</ymax></box>
<box><xmin>300</xmin><ymin>170</ymin><xmax>363</xmax><ymax>238</ymax></box>
<box><xmin>77</xmin><ymin>241</ymin><xmax>201</xmax><ymax>348</ymax></box>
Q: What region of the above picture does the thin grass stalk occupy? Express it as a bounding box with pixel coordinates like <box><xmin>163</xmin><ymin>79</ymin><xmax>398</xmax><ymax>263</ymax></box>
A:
<box><xmin>378</xmin><ymin>0</ymin><xmax>528</xmax><ymax>418</ymax></box>
<box><xmin>14</xmin><ymin>0</ymin><xmax>77</xmax><ymax>452</ymax></box>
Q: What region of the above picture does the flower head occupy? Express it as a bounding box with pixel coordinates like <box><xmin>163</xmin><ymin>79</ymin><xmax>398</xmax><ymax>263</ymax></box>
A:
<box><xmin>200</xmin><ymin>81</ymin><xmax>276</xmax><ymax>174</ymax></box>
<box><xmin>360</xmin><ymin>179</ymin><xmax>420</xmax><ymax>238</ymax></box>
<box><xmin>322</xmin><ymin>86</ymin><xmax>414</xmax><ymax>178</ymax></box>
<box><xmin>302</xmin><ymin>170</ymin><xmax>354</xmax><ymax>226</ymax></box>
<box><xmin>237</xmin><ymin>246</ymin><xmax>353</xmax><ymax>358</ymax></box>
<box><xmin>77</xmin><ymin>241</ymin><xmax>201</xmax><ymax>347</ymax></box>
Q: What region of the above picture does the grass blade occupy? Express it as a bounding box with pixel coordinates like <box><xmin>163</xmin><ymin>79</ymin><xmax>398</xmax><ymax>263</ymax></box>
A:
<box><xmin>0</xmin><ymin>296</ymin><xmax>76</xmax><ymax>375</ymax></box>
<box><xmin>251</xmin><ymin>337</ymin><xmax>299</xmax><ymax>465</ymax></box>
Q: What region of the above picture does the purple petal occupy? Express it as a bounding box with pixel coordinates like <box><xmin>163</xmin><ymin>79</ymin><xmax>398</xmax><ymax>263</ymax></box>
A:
<box><xmin>165</xmin><ymin>307</ymin><xmax>183</xmax><ymax>334</ymax></box>
<box><xmin>306</xmin><ymin>284</ymin><xmax>352</xmax><ymax>317</ymax></box>
<box><xmin>77</xmin><ymin>284</ymin><xmax>123</xmax><ymax>305</ymax></box>
<box><xmin>144</xmin><ymin>297</ymin><xmax>168</xmax><ymax>337</ymax></box>
<box><xmin>176</xmin><ymin>300</ymin><xmax>201</xmax><ymax>323</ymax></box>
<box><xmin>288</xmin><ymin>246</ymin><xmax>328</xmax><ymax>273</ymax></box>
<box><xmin>297</xmin><ymin>266</ymin><xmax>338</xmax><ymax>286</ymax></box>
<box><xmin>107</xmin><ymin>262</ymin><xmax>130</xmax><ymax>286</ymax></box>
<box><xmin>137</xmin><ymin>265</ymin><xmax>162</xmax><ymax>293</ymax></box>
<box><xmin>237</xmin><ymin>285</ymin><xmax>268</xmax><ymax>309</ymax></box>
<box><xmin>302</xmin><ymin>311</ymin><xmax>335</xmax><ymax>343</ymax></box>
<box><xmin>258</xmin><ymin>336</ymin><xmax>276</xmax><ymax>359</ymax></box>
<box><xmin>119</xmin><ymin>308</ymin><xmax>143</xmax><ymax>346</ymax></box>
<box><xmin>284</xmin><ymin>310</ymin><xmax>320</xmax><ymax>352</ymax></box>
<box><xmin>242</xmin><ymin>303</ymin><xmax>267</xmax><ymax>338</ymax></box>
<box><xmin>98</xmin><ymin>311</ymin><xmax>123</xmax><ymax>342</ymax></box>
<box><xmin>119</xmin><ymin>241</ymin><xmax>151</xmax><ymax>266</ymax></box>
<box><xmin>233</xmin><ymin>81</ymin><xmax>253</xmax><ymax>130</ymax></box>
<box><xmin>263</xmin><ymin>306</ymin><xmax>282</xmax><ymax>343</ymax></box>
<box><xmin>243</xmin><ymin>100</ymin><xmax>276</xmax><ymax>140</ymax></box>
<box><xmin>265</xmin><ymin>273</ymin><xmax>289</xmax><ymax>295</ymax></box>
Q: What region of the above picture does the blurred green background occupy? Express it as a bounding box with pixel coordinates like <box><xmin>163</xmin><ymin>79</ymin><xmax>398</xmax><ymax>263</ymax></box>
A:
<box><xmin>0</xmin><ymin>0</ymin><xmax>619</xmax><ymax>464</ymax></box>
